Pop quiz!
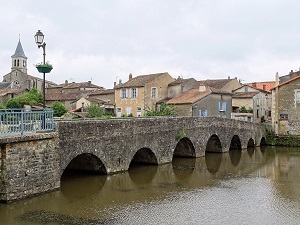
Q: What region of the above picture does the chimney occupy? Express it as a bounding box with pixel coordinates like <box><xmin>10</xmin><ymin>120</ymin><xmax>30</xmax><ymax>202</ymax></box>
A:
<box><xmin>88</xmin><ymin>81</ymin><xmax>91</xmax><ymax>85</ymax></box>
<box><xmin>119</xmin><ymin>79</ymin><xmax>122</xmax><ymax>84</ymax></box>
<box><xmin>129</xmin><ymin>73</ymin><xmax>133</xmax><ymax>80</ymax></box>
<box><xmin>228</xmin><ymin>76</ymin><xmax>230</xmax><ymax>79</ymax></box>
<box><xmin>114</xmin><ymin>81</ymin><xmax>116</xmax><ymax>87</ymax></box>
<box><xmin>65</xmin><ymin>80</ymin><xmax>68</xmax><ymax>85</ymax></box>
<box><xmin>252</xmin><ymin>82</ymin><xmax>256</xmax><ymax>87</ymax></box>
<box><xmin>290</xmin><ymin>70</ymin><xmax>294</xmax><ymax>74</ymax></box>
<box><xmin>199</xmin><ymin>81</ymin><xmax>206</xmax><ymax>92</ymax></box>
<box><xmin>263</xmin><ymin>84</ymin><xmax>266</xmax><ymax>91</ymax></box>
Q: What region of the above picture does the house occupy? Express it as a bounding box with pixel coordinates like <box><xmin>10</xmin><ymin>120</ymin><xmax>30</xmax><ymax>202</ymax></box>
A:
<box><xmin>2</xmin><ymin>39</ymin><xmax>56</xmax><ymax>92</ymax></box>
<box><xmin>200</xmin><ymin>76</ymin><xmax>242</xmax><ymax>93</ymax></box>
<box><xmin>114</xmin><ymin>72</ymin><xmax>175</xmax><ymax>117</ymax></box>
<box><xmin>45</xmin><ymin>80</ymin><xmax>104</xmax><ymax>109</ymax></box>
<box><xmin>168</xmin><ymin>77</ymin><xmax>199</xmax><ymax>98</ymax></box>
<box><xmin>271</xmin><ymin>73</ymin><xmax>300</xmax><ymax>135</ymax></box>
<box><xmin>232</xmin><ymin>85</ymin><xmax>270</xmax><ymax>123</ymax></box>
<box><xmin>166</xmin><ymin>82</ymin><xmax>232</xmax><ymax>117</ymax></box>
<box><xmin>0</xmin><ymin>84</ymin><xmax>28</xmax><ymax>105</ymax></box>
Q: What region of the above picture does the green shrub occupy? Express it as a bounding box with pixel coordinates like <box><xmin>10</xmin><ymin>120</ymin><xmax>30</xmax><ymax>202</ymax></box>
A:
<box><xmin>51</xmin><ymin>101</ymin><xmax>67</xmax><ymax>117</ymax></box>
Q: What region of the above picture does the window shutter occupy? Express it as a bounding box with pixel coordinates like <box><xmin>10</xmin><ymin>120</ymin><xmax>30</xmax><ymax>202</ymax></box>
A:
<box><xmin>120</xmin><ymin>89</ymin><xmax>122</xmax><ymax>98</ymax></box>
<box><xmin>128</xmin><ymin>88</ymin><xmax>132</xmax><ymax>98</ymax></box>
<box><xmin>204</xmin><ymin>110</ymin><xmax>208</xmax><ymax>117</ymax></box>
<box><xmin>218</xmin><ymin>101</ymin><xmax>221</xmax><ymax>111</ymax></box>
<box><xmin>223</xmin><ymin>102</ymin><xmax>227</xmax><ymax>111</ymax></box>
<box><xmin>126</xmin><ymin>89</ymin><xmax>128</xmax><ymax>98</ymax></box>
<box><xmin>136</xmin><ymin>88</ymin><xmax>138</xmax><ymax>98</ymax></box>
<box><xmin>198</xmin><ymin>109</ymin><xmax>202</xmax><ymax>117</ymax></box>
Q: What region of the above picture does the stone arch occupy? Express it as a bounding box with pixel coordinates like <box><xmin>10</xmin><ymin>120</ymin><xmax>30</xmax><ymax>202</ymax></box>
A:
<box><xmin>173</xmin><ymin>137</ymin><xmax>196</xmax><ymax>158</ymax></box>
<box><xmin>260</xmin><ymin>137</ymin><xmax>267</xmax><ymax>146</ymax></box>
<box><xmin>129</xmin><ymin>147</ymin><xmax>158</xmax><ymax>168</ymax></box>
<box><xmin>247</xmin><ymin>138</ymin><xmax>255</xmax><ymax>148</ymax></box>
<box><xmin>229</xmin><ymin>135</ymin><xmax>242</xmax><ymax>150</ymax></box>
<box><xmin>206</xmin><ymin>134</ymin><xmax>222</xmax><ymax>153</ymax></box>
<box><xmin>61</xmin><ymin>153</ymin><xmax>107</xmax><ymax>177</ymax></box>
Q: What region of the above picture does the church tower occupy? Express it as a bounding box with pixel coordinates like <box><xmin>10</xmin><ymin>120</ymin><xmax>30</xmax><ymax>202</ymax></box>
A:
<box><xmin>11</xmin><ymin>38</ymin><xmax>27</xmax><ymax>74</ymax></box>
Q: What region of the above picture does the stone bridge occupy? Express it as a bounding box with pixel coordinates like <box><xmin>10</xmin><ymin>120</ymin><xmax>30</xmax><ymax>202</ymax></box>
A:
<box><xmin>0</xmin><ymin>117</ymin><xmax>267</xmax><ymax>202</ymax></box>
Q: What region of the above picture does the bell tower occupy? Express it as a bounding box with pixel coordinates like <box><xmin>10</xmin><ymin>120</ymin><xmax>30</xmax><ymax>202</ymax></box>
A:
<box><xmin>11</xmin><ymin>37</ymin><xmax>27</xmax><ymax>74</ymax></box>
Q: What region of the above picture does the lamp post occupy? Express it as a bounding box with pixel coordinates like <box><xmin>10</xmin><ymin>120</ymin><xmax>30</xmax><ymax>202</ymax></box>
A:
<box><xmin>34</xmin><ymin>30</ymin><xmax>46</xmax><ymax>109</ymax></box>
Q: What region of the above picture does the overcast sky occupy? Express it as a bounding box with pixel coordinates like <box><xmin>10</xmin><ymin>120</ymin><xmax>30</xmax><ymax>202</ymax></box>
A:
<box><xmin>0</xmin><ymin>0</ymin><xmax>299</xmax><ymax>89</ymax></box>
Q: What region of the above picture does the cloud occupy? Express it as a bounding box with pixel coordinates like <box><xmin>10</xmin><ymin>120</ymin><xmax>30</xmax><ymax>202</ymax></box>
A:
<box><xmin>1</xmin><ymin>0</ymin><xmax>300</xmax><ymax>88</ymax></box>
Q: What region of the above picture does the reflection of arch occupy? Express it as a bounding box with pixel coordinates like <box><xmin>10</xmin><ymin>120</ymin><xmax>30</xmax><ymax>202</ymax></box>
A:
<box><xmin>61</xmin><ymin>173</ymin><xmax>107</xmax><ymax>199</ymax></box>
<box><xmin>62</xmin><ymin>153</ymin><xmax>107</xmax><ymax>176</ymax></box>
<box><xmin>229</xmin><ymin>150</ymin><xmax>241</xmax><ymax>167</ymax></box>
<box><xmin>129</xmin><ymin>148</ymin><xmax>158</xmax><ymax>167</ymax></box>
<box><xmin>247</xmin><ymin>138</ymin><xmax>255</xmax><ymax>148</ymax></box>
<box><xmin>206</xmin><ymin>134</ymin><xmax>222</xmax><ymax>153</ymax></box>
<box><xmin>247</xmin><ymin>147</ymin><xmax>255</xmax><ymax>157</ymax></box>
<box><xmin>172</xmin><ymin>157</ymin><xmax>195</xmax><ymax>180</ymax></box>
<box><xmin>173</xmin><ymin>137</ymin><xmax>195</xmax><ymax>158</ymax></box>
<box><xmin>129</xmin><ymin>165</ymin><xmax>157</xmax><ymax>184</ymax></box>
<box><xmin>229</xmin><ymin>135</ymin><xmax>241</xmax><ymax>150</ymax></box>
<box><xmin>205</xmin><ymin>152</ymin><xmax>222</xmax><ymax>174</ymax></box>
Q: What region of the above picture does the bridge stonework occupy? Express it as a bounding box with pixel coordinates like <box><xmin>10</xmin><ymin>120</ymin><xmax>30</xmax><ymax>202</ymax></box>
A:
<box><xmin>0</xmin><ymin>117</ymin><xmax>267</xmax><ymax>202</ymax></box>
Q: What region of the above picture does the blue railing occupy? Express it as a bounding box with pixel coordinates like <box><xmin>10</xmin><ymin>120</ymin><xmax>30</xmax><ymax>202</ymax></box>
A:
<box><xmin>0</xmin><ymin>108</ymin><xmax>54</xmax><ymax>135</ymax></box>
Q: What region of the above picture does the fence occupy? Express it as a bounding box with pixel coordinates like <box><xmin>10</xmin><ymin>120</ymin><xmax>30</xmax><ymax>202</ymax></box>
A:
<box><xmin>0</xmin><ymin>108</ymin><xmax>54</xmax><ymax>135</ymax></box>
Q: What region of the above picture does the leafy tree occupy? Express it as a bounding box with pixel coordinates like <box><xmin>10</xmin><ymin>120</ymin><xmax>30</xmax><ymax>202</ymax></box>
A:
<box><xmin>0</xmin><ymin>103</ymin><xmax>5</xmax><ymax>109</ymax></box>
<box><xmin>145</xmin><ymin>103</ymin><xmax>177</xmax><ymax>116</ymax></box>
<box><xmin>6</xmin><ymin>88</ymin><xmax>43</xmax><ymax>108</ymax></box>
<box><xmin>51</xmin><ymin>101</ymin><xmax>67</xmax><ymax>117</ymax></box>
<box><xmin>6</xmin><ymin>98</ymin><xmax>22</xmax><ymax>108</ymax></box>
<box><xmin>86</xmin><ymin>104</ymin><xmax>104</xmax><ymax>118</ymax></box>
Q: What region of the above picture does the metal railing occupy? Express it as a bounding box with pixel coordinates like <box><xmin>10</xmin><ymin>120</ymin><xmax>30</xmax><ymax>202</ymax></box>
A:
<box><xmin>0</xmin><ymin>108</ymin><xmax>54</xmax><ymax>135</ymax></box>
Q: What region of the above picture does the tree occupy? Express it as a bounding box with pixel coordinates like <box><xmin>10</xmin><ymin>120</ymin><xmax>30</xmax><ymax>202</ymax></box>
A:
<box><xmin>51</xmin><ymin>101</ymin><xmax>67</xmax><ymax>117</ymax></box>
<box><xmin>6</xmin><ymin>88</ymin><xmax>43</xmax><ymax>108</ymax></box>
<box><xmin>6</xmin><ymin>98</ymin><xmax>22</xmax><ymax>108</ymax></box>
<box><xmin>86</xmin><ymin>104</ymin><xmax>104</xmax><ymax>118</ymax></box>
<box><xmin>145</xmin><ymin>103</ymin><xmax>177</xmax><ymax>116</ymax></box>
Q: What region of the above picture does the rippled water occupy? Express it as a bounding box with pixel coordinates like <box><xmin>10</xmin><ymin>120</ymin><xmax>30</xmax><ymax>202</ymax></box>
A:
<box><xmin>1</xmin><ymin>146</ymin><xmax>300</xmax><ymax>225</ymax></box>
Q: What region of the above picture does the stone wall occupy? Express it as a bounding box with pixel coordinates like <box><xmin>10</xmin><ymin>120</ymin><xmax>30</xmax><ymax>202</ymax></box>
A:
<box><xmin>0</xmin><ymin>133</ymin><xmax>59</xmax><ymax>202</ymax></box>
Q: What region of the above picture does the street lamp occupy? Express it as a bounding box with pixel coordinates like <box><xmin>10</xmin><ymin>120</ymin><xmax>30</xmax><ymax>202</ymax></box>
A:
<box><xmin>34</xmin><ymin>30</ymin><xmax>46</xmax><ymax>108</ymax></box>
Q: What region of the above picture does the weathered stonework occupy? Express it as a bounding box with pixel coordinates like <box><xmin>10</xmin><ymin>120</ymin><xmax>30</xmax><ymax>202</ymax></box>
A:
<box><xmin>0</xmin><ymin>117</ymin><xmax>267</xmax><ymax>202</ymax></box>
<box><xmin>0</xmin><ymin>133</ymin><xmax>59</xmax><ymax>202</ymax></box>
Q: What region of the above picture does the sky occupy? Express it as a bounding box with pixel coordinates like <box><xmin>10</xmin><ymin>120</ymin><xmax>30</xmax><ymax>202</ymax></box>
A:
<box><xmin>1</xmin><ymin>0</ymin><xmax>300</xmax><ymax>89</ymax></box>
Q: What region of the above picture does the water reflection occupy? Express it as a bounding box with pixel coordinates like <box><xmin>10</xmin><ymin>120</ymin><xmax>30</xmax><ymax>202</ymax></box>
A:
<box><xmin>60</xmin><ymin>172</ymin><xmax>107</xmax><ymax>199</ymax></box>
<box><xmin>229</xmin><ymin>150</ymin><xmax>241</xmax><ymax>167</ymax></box>
<box><xmin>128</xmin><ymin>164</ymin><xmax>157</xmax><ymax>184</ymax></box>
<box><xmin>247</xmin><ymin>147</ymin><xmax>255</xmax><ymax>157</ymax></box>
<box><xmin>172</xmin><ymin>157</ymin><xmax>196</xmax><ymax>180</ymax></box>
<box><xmin>205</xmin><ymin>152</ymin><xmax>222</xmax><ymax>174</ymax></box>
<box><xmin>1</xmin><ymin>146</ymin><xmax>300</xmax><ymax>225</ymax></box>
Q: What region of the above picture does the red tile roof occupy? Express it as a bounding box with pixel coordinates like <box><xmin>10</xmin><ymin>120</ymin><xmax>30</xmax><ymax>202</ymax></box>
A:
<box><xmin>167</xmin><ymin>88</ymin><xmax>211</xmax><ymax>104</ymax></box>
<box><xmin>270</xmin><ymin>76</ymin><xmax>300</xmax><ymax>90</ymax></box>
<box><xmin>246</xmin><ymin>81</ymin><xmax>276</xmax><ymax>92</ymax></box>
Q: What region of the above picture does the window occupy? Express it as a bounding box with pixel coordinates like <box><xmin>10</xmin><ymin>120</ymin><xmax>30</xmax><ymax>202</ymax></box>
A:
<box><xmin>17</xmin><ymin>59</ymin><xmax>19</xmax><ymax>67</ymax></box>
<box><xmin>132</xmin><ymin>88</ymin><xmax>138</xmax><ymax>98</ymax></box>
<box><xmin>23</xmin><ymin>60</ymin><xmax>26</xmax><ymax>67</ymax></box>
<box><xmin>137</xmin><ymin>107</ymin><xmax>142</xmax><ymax>116</ymax></box>
<box><xmin>121</xmin><ymin>88</ymin><xmax>127</xmax><ymax>98</ymax></box>
<box><xmin>295</xmin><ymin>90</ymin><xmax>300</xmax><ymax>104</ymax></box>
<box><xmin>151</xmin><ymin>87</ymin><xmax>157</xmax><ymax>99</ymax></box>
<box><xmin>198</xmin><ymin>109</ymin><xmax>208</xmax><ymax>117</ymax></box>
<box><xmin>218</xmin><ymin>101</ymin><xmax>227</xmax><ymax>112</ymax></box>
<box><xmin>280</xmin><ymin>114</ymin><xmax>288</xmax><ymax>120</ymax></box>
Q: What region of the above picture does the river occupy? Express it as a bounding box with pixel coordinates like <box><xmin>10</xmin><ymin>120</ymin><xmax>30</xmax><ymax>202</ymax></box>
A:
<box><xmin>0</xmin><ymin>146</ymin><xmax>300</xmax><ymax>225</ymax></box>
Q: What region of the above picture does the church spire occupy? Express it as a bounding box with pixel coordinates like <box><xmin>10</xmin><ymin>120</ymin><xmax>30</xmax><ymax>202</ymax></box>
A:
<box><xmin>11</xmin><ymin>37</ymin><xmax>28</xmax><ymax>74</ymax></box>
